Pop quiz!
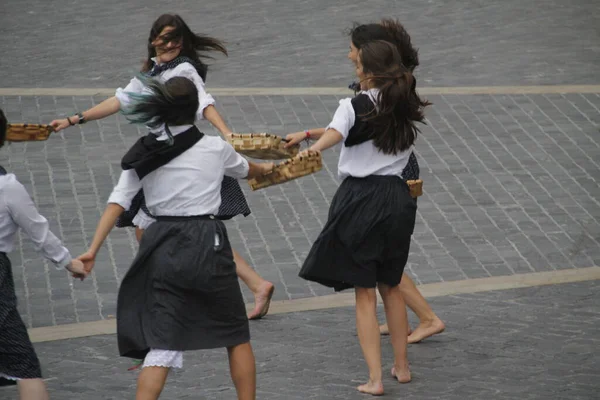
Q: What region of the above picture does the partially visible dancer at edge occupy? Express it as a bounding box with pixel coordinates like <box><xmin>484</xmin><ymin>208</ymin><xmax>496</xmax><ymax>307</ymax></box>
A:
<box><xmin>0</xmin><ymin>108</ymin><xmax>88</xmax><ymax>399</ymax></box>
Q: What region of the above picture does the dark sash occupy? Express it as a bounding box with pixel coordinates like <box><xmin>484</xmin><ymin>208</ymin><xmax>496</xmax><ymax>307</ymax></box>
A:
<box><xmin>121</xmin><ymin>126</ymin><xmax>204</xmax><ymax>180</ymax></box>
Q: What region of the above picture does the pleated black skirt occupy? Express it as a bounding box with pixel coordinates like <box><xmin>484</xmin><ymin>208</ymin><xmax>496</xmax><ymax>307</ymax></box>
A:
<box><xmin>299</xmin><ymin>175</ymin><xmax>417</xmax><ymax>292</ymax></box>
<box><xmin>0</xmin><ymin>253</ymin><xmax>42</xmax><ymax>382</ymax></box>
<box><xmin>116</xmin><ymin>176</ymin><xmax>251</xmax><ymax>228</ymax></box>
<box><xmin>116</xmin><ymin>216</ymin><xmax>250</xmax><ymax>360</ymax></box>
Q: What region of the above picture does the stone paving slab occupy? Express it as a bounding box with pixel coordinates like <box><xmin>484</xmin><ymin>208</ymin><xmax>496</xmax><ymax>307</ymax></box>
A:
<box><xmin>1</xmin><ymin>280</ymin><xmax>599</xmax><ymax>399</ymax></box>
<box><xmin>0</xmin><ymin>0</ymin><xmax>599</xmax><ymax>89</ymax></box>
<box><xmin>1</xmin><ymin>92</ymin><xmax>600</xmax><ymax>328</ymax></box>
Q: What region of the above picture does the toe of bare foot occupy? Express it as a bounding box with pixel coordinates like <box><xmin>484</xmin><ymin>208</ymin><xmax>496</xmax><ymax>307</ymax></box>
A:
<box><xmin>357</xmin><ymin>381</ymin><xmax>384</xmax><ymax>396</ymax></box>
<box><xmin>248</xmin><ymin>282</ymin><xmax>275</xmax><ymax>320</ymax></box>
<box><xmin>407</xmin><ymin>318</ymin><xmax>445</xmax><ymax>344</ymax></box>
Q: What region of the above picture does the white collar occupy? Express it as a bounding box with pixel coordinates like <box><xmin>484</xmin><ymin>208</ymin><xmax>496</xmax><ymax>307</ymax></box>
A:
<box><xmin>154</xmin><ymin>124</ymin><xmax>194</xmax><ymax>141</ymax></box>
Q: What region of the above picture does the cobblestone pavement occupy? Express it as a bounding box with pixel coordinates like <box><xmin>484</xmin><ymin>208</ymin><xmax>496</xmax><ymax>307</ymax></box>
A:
<box><xmin>1</xmin><ymin>91</ymin><xmax>600</xmax><ymax>328</ymax></box>
<box><xmin>0</xmin><ymin>0</ymin><xmax>599</xmax><ymax>88</ymax></box>
<box><xmin>1</xmin><ymin>280</ymin><xmax>599</xmax><ymax>399</ymax></box>
<box><xmin>0</xmin><ymin>0</ymin><xmax>599</xmax><ymax>329</ymax></box>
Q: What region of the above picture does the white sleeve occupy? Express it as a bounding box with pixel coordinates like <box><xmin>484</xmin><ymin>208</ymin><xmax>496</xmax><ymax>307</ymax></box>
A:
<box><xmin>174</xmin><ymin>63</ymin><xmax>216</xmax><ymax>121</ymax></box>
<box><xmin>326</xmin><ymin>98</ymin><xmax>355</xmax><ymax>139</ymax></box>
<box><xmin>107</xmin><ymin>170</ymin><xmax>143</xmax><ymax>210</ymax></box>
<box><xmin>4</xmin><ymin>177</ymin><xmax>72</xmax><ymax>269</ymax></box>
<box><xmin>115</xmin><ymin>76</ymin><xmax>145</xmax><ymax>108</ymax></box>
<box><xmin>222</xmin><ymin>142</ymin><xmax>250</xmax><ymax>179</ymax></box>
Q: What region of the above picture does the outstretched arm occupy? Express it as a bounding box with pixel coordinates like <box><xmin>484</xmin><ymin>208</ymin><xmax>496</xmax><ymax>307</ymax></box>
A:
<box><xmin>50</xmin><ymin>96</ymin><xmax>121</xmax><ymax>132</ymax></box>
<box><xmin>204</xmin><ymin>105</ymin><xmax>233</xmax><ymax>138</ymax></box>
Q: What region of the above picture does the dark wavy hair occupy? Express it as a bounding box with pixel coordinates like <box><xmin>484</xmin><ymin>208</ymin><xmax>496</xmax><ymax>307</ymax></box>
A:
<box><xmin>350</xmin><ymin>19</ymin><xmax>419</xmax><ymax>72</ymax></box>
<box><xmin>359</xmin><ymin>41</ymin><xmax>430</xmax><ymax>155</ymax></box>
<box><xmin>0</xmin><ymin>109</ymin><xmax>7</xmax><ymax>149</ymax></box>
<box><xmin>122</xmin><ymin>76</ymin><xmax>199</xmax><ymax>129</ymax></box>
<box><xmin>142</xmin><ymin>14</ymin><xmax>227</xmax><ymax>81</ymax></box>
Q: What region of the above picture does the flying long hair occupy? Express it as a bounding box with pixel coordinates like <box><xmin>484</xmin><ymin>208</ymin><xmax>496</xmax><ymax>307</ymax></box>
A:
<box><xmin>142</xmin><ymin>14</ymin><xmax>227</xmax><ymax>81</ymax></box>
<box><xmin>349</xmin><ymin>19</ymin><xmax>419</xmax><ymax>72</ymax></box>
<box><xmin>122</xmin><ymin>76</ymin><xmax>199</xmax><ymax>132</ymax></box>
<box><xmin>358</xmin><ymin>40</ymin><xmax>430</xmax><ymax>155</ymax></box>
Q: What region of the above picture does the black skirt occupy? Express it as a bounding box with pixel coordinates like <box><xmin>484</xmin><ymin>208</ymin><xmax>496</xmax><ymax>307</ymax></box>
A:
<box><xmin>116</xmin><ymin>176</ymin><xmax>251</xmax><ymax>228</ymax></box>
<box><xmin>299</xmin><ymin>175</ymin><xmax>417</xmax><ymax>292</ymax></box>
<box><xmin>0</xmin><ymin>253</ymin><xmax>42</xmax><ymax>382</ymax></box>
<box><xmin>116</xmin><ymin>215</ymin><xmax>250</xmax><ymax>360</ymax></box>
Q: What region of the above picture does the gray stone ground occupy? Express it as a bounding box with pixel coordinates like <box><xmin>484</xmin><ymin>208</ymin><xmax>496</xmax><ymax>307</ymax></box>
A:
<box><xmin>1</xmin><ymin>281</ymin><xmax>599</xmax><ymax>399</ymax></box>
<box><xmin>1</xmin><ymin>91</ymin><xmax>599</xmax><ymax>328</ymax></box>
<box><xmin>0</xmin><ymin>0</ymin><xmax>599</xmax><ymax>88</ymax></box>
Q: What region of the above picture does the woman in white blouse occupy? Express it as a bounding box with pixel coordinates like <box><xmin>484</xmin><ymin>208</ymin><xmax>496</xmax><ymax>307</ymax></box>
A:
<box><xmin>286</xmin><ymin>19</ymin><xmax>445</xmax><ymax>344</ymax></box>
<box><xmin>298</xmin><ymin>41</ymin><xmax>430</xmax><ymax>396</ymax></box>
<box><xmin>0</xmin><ymin>109</ymin><xmax>87</xmax><ymax>399</ymax></box>
<box><xmin>49</xmin><ymin>14</ymin><xmax>275</xmax><ymax>321</ymax></box>
<box><xmin>74</xmin><ymin>77</ymin><xmax>272</xmax><ymax>400</ymax></box>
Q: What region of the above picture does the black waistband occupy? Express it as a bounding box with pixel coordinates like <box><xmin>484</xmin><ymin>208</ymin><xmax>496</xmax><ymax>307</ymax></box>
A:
<box><xmin>155</xmin><ymin>215</ymin><xmax>216</xmax><ymax>222</ymax></box>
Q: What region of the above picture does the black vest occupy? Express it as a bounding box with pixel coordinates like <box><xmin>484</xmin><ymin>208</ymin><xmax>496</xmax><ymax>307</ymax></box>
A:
<box><xmin>344</xmin><ymin>94</ymin><xmax>377</xmax><ymax>148</ymax></box>
<box><xmin>0</xmin><ymin>165</ymin><xmax>6</xmax><ymax>175</ymax></box>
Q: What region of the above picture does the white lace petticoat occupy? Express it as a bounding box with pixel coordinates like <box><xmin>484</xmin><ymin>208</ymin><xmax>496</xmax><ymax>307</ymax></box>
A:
<box><xmin>142</xmin><ymin>349</ymin><xmax>183</xmax><ymax>369</ymax></box>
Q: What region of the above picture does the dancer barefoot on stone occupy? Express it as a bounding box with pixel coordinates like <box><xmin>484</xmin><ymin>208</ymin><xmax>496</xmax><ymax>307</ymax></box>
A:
<box><xmin>76</xmin><ymin>77</ymin><xmax>272</xmax><ymax>399</ymax></box>
<box><xmin>298</xmin><ymin>41</ymin><xmax>430</xmax><ymax>395</ymax></box>
<box><xmin>49</xmin><ymin>14</ymin><xmax>274</xmax><ymax>320</ymax></box>
<box><xmin>286</xmin><ymin>19</ymin><xmax>444</xmax><ymax>343</ymax></box>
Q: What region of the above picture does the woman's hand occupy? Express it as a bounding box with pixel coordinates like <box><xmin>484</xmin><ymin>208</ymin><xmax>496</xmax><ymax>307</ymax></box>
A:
<box><xmin>49</xmin><ymin>118</ymin><xmax>73</xmax><ymax>133</ymax></box>
<box><xmin>66</xmin><ymin>259</ymin><xmax>88</xmax><ymax>281</ymax></box>
<box><xmin>76</xmin><ymin>251</ymin><xmax>97</xmax><ymax>275</ymax></box>
<box><xmin>284</xmin><ymin>131</ymin><xmax>307</xmax><ymax>148</ymax></box>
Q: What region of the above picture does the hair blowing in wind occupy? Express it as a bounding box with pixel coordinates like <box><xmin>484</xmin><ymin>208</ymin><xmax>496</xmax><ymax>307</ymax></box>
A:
<box><xmin>121</xmin><ymin>76</ymin><xmax>199</xmax><ymax>128</ymax></box>
<box><xmin>359</xmin><ymin>40</ymin><xmax>431</xmax><ymax>155</ymax></box>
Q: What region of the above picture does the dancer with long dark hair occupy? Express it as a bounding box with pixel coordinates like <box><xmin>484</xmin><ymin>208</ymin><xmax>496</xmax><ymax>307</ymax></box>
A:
<box><xmin>50</xmin><ymin>14</ymin><xmax>274</xmax><ymax>320</ymax></box>
<box><xmin>76</xmin><ymin>76</ymin><xmax>272</xmax><ymax>399</ymax></box>
<box><xmin>287</xmin><ymin>19</ymin><xmax>445</xmax><ymax>343</ymax></box>
<box><xmin>298</xmin><ymin>41</ymin><xmax>430</xmax><ymax>395</ymax></box>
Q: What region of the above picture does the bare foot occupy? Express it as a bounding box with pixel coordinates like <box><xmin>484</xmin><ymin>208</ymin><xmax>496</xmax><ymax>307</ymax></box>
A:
<box><xmin>407</xmin><ymin>317</ymin><xmax>445</xmax><ymax>343</ymax></box>
<box><xmin>248</xmin><ymin>281</ymin><xmax>275</xmax><ymax>320</ymax></box>
<box><xmin>379</xmin><ymin>323</ymin><xmax>412</xmax><ymax>336</ymax></box>
<box><xmin>357</xmin><ymin>380</ymin><xmax>384</xmax><ymax>396</ymax></box>
<box><xmin>391</xmin><ymin>366</ymin><xmax>412</xmax><ymax>383</ymax></box>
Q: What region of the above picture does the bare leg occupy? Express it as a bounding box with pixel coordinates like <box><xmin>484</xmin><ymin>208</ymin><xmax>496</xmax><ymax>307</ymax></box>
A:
<box><xmin>233</xmin><ymin>250</ymin><xmax>274</xmax><ymax>320</ymax></box>
<box><xmin>135</xmin><ymin>228</ymin><xmax>274</xmax><ymax>320</ymax></box>
<box><xmin>135</xmin><ymin>227</ymin><xmax>144</xmax><ymax>243</ymax></box>
<box><xmin>378</xmin><ymin>284</ymin><xmax>411</xmax><ymax>383</ymax></box>
<box><xmin>380</xmin><ymin>273</ymin><xmax>445</xmax><ymax>343</ymax></box>
<box><xmin>136</xmin><ymin>366</ymin><xmax>170</xmax><ymax>400</ymax></box>
<box><xmin>355</xmin><ymin>287</ymin><xmax>384</xmax><ymax>396</ymax></box>
<box><xmin>227</xmin><ymin>342</ymin><xmax>256</xmax><ymax>400</ymax></box>
<box><xmin>17</xmin><ymin>379</ymin><xmax>49</xmax><ymax>400</ymax></box>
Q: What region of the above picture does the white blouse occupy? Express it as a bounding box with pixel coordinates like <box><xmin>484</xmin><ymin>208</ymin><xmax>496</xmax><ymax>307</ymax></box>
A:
<box><xmin>108</xmin><ymin>125</ymin><xmax>249</xmax><ymax>218</ymax></box>
<box><xmin>327</xmin><ymin>89</ymin><xmax>413</xmax><ymax>180</ymax></box>
<box><xmin>0</xmin><ymin>173</ymin><xmax>72</xmax><ymax>268</ymax></box>
<box><xmin>115</xmin><ymin>59</ymin><xmax>215</xmax><ymax>128</ymax></box>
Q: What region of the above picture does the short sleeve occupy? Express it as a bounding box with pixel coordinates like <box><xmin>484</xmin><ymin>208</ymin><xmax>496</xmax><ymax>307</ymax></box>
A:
<box><xmin>222</xmin><ymin>142</ymin><xmax>249</xmax><ymax>179</ymax></box>
<box><xmin>115</xmin><ymin>76</ymin><xmax>145</xmax><ymax>108</ymax></box>
<box><xmin>173</xmin><ymin>63</ymin><xmax>216</xmax><ymax>121</ymax></box>
<box><xmin>107</xmin><ymin>170</ymin><xmax>143</xmax><ymax>210</ymax></box>
<box><xmin>326</xmin><ymin>98</ymin><xmax>355</xmax><ymax>139</ymax></box>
